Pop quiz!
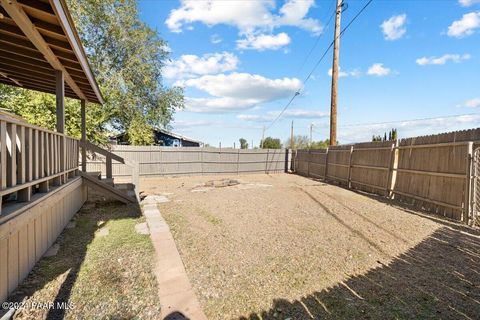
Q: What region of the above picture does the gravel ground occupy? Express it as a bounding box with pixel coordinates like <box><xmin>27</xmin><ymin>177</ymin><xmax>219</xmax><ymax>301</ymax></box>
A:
<box><xmin>142</xmin><ymin>173</ymin><xmax>480</xmax><ymax>320</ymax></box>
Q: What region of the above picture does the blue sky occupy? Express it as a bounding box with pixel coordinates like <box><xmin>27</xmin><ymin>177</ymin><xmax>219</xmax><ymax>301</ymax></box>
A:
<box><xmin>138</xmin><ymin>0</ymin><xmax>480</xmax><ymax>147</ymax></box>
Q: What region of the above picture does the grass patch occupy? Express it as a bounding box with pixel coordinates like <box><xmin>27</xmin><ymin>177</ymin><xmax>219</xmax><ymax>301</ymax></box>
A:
<box><xmin>10</xmin><ymin>201</ymin><xmax>161</xmax><ymax>320</ymax></box>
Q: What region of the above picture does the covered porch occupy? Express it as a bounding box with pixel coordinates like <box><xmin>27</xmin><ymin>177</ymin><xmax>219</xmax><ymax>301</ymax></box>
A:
<box><xmin>0</xmin><ymin>0</ymin><xmax>135</xmax><ymax>303</ymax></box>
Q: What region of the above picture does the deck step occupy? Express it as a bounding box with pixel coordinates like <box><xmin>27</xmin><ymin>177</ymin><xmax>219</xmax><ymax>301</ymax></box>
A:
<box><xmin>85</xmin><ymin>171</ymin><xmax>101</xmax><ymax>180</ymax></box>
<box><xmin>80</xmin><ymin>172</ymin><xmax>135</xmax><ymax>204</ymax></box>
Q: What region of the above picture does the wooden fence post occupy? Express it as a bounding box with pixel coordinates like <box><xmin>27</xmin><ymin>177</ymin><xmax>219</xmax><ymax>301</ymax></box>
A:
<box><xmin>264</xmin><ymin>149</ymin><xmax>270</xmax><ymax>174</ymax></box>
<box><xmin>237</xmin><ymin>149</ymin><xmax>240</xmax><ymax>175</ymax></box>
<box><xmin>347</xmin><ymin>145</ymin><xmax>354</xmax><ymax>189</ymax></box>
<box><xmin>284</xmin><ymin>149</ymin><xmax>289</xmax><ymax>173</ymax></box>
<box><xmin>200</xmin><ymin>148</ymin><xmax>204</xmax><ymax>176</ymax></box>
<box><xmin>307</xmin><ymin>149</ymin><xmax>311</xmax><ymax>177</ymax></box>
<box><xmin>324</xmin><ymin>147</ymin><xmax>329</xmax><ymax>180</ymax></box>
<box><xmin>465</xmin><ymin>142</ymin><xmax>474</xmax><ymax>224</ymax></box>
<box><xmin>387</xmin><ymin>140</ymin><xmax>398</xmax><ymax>198</ymax></box>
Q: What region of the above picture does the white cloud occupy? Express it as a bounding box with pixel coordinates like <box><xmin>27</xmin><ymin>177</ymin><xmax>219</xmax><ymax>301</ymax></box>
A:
<box><xmin>447</xmin><ymin>12</ymin><xmax>480</xmax><ymax>37</ymax></box>
<box><xmin>327</xmin><ymin>67</ymin><xmax>361</xmax><ymax>78</ymax></box>
<box><xmin>381</xmin><ymin>14</ymin><xmax>407</xmax><ymax>40</ymax></box>
<box><xmin>237</xmin><ymin>32</ymin><xmax>290</xmax><ymax>51</ymax></box>
<box><xmin>336</xmin><ymin>114</ymin><xmax>480</xmax><ymax>143</ymax></box>
<box><xmin>463</xmin><ymin>97</ymin><xmax>480</xmax><ymax>108</ymax></box>
<box><xmin>180</xmin><ymin>72</ymin><xmax>302</xmax><ymax>113</ymax></box>
<box><xmin>238</xmin><ymin>109</ymin><xmax>329</xmax><ymax>122</ymax></box>
<box><xmin>185</xmin><ymin>97</ymin><xmax>259</xmax><ymax>113</ymax></box>
<box><xmin>181</xmin><ymin>73</ymin><xmax>301</xmax><ymax>101</ymax></box>
<box><xmin>416</xmin><ymin>53</ymin><xmax>471</xmax><ymax>65</ymax></box>
<box><xmin>210</xmin><ymin>34</ymin><xmax>222</xmax><ymax>44</ymax></box>
<box><xmin>367</xmin><ymin>63</ymin><xmax>391</xmax><ymax>77</ymax></box>
<box><xmin>165</xmin><ymin>0</ymin><xmax>321</xmax><ymax>35</ymax></box>
<box><xmin>459</xmin><ymin>0</ymin><xmax>480</xmax><ymax>7</ymax></box>
<box><xmin>163</xmin><ymin>52</ymin><xmax>238</xmax><ymax>79</ymax></box>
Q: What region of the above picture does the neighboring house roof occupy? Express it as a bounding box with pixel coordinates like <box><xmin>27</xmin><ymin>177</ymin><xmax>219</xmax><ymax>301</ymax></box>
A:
<box><xmin>111</xmin><ymin>128</ymin><xmax>203</xmax><ymax>145</ymax></box>
<box><xmin>0</xmin><ymin>0</ymin><xmax>103</xmax><ymax>104</ymax></box>
<box><xmin>154</xmin><ymin>128</ymin><xmax>203</xmax><ymax>145</ymax></box>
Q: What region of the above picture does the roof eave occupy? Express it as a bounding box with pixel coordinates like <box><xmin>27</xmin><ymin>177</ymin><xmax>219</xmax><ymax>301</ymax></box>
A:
<box><xmin>50</xmin><ymin>0</ymin><xmax>104</xmax><ymax>104</ymax></box>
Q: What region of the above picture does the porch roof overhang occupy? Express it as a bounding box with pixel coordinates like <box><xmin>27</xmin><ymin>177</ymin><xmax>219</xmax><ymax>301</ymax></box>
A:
<box><xmin>0</xmin><ymin>0</ymin><xmax>103</xmax><ymax>104</ymax></box>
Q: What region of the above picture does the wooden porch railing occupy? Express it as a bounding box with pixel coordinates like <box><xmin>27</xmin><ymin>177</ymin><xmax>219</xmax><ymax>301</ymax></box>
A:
<box><xmin>0</xmin><ymin>113</ymin><xmax>79</xmax><ymax>215</ymax></box>
<box><xmin>78</xmin><ymin>140</ymin><xmax>139</xmax><ymax>199</ymax></box>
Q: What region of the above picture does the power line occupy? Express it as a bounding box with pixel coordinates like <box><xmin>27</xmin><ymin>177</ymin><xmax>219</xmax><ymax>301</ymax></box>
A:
<box><xmin>310</xmin><ymin>112</ymin><xmax>480</xmax><ymax>132</ymax></box>
<box><xmin>264</xmin><ymin>0</ymin><xmax>374</xmax><ymax>131</ymax></box>
<box><xmin>296</xmin><ymin>0</ymin><xmax>337</xmax><ymax>75</ymax></box>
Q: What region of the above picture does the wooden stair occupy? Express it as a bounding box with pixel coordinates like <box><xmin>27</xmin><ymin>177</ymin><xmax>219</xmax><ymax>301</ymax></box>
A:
<box><xmin>79</xmin><ymin>172</ymin><xmax>136</xmax><ymax>204</ymax></box>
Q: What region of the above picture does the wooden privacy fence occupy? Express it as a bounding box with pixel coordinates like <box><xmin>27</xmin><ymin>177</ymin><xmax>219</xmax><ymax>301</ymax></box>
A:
<box><xmin>86</xmin><ymin>146</ymin><xmax>288</xmax><ymax>177</ymax></box>
<box><xmin>0</xmin><ymin>112</ymin><xmax>79</xmax><ymax>215</ymax></box>
<box><xmin>294</xmin><ymin>128</ymin><xmax>480</xmax><ymax>225</ymax></box>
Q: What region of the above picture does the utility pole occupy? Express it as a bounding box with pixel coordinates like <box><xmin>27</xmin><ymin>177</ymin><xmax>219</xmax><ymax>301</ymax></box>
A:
<box><xmin>309</xmin><ymin>123</ymin><xmax>313</xmax><ymax>147</ymax></box>
<box><xmin>261</xmin><ymin>125</ymin><xmax>265</xmax><ymax>149</ymax></box>
<box><xmin>290</xmin><ymin>120</ymin><xmax>294</xmax><ymax>149</ymax></box>
<box><xmin>329</xmin><ymin>0</ymin><xmax>343</xmax><ymax>146</ymax></box>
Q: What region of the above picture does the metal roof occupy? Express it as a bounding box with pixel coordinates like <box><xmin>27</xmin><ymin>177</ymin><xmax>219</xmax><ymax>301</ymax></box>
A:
<box><xmin>0</xmin><ymin>0</ymin><xmax>103</xmax><ymax>104</ymax></box>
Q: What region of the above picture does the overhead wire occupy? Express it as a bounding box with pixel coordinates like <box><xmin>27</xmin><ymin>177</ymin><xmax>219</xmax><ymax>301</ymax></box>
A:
<box><xmin>265</xmin><ymin>0</ymin><xmax>374</xmax><ymax>131</ymax></box>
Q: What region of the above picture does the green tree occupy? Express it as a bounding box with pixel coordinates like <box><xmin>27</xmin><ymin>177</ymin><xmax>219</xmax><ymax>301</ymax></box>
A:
<box><xmin>285</xmin><ymin>135</ymin><xmax>309</xmax><ymax>149</ymax></box>
<box><xmin>261</xmin><ymin>137</ymin><xmax>282</xmax><ymax>149</ymax></box>
<box><xmin>0</xmin><ymin>0</ymin><xmax>184</xmax><ymax>146</ymax></box>
<box><xmin>310</xmin><ymin>139</ymin><xmax>329</xmax><ymax>149</ymax></box>
<box><xmin>67</xmin><ymin>0</ymin><xmax>183</xmax><ymax>145</ymax></box>
<box><xmin>239</xmin><ymin>138</ymin><xmax>249</xmax><ymax>149</ymax></box>
<box><xmin>0</xmin><ymin>88</ymin><xmax>108</xmax><ymax>145</ymax></box>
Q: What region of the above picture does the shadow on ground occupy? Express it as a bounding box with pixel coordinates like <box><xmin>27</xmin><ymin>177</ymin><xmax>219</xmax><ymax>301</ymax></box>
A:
<box><xmin>4</xmin><ymin>200</ymin><xmax>145</xmax><ymax>319</ymax></box>
<box><xmin>240</xmin><ymin>221</ymin><xmax>480</xmax><ymax>319</ymax></box>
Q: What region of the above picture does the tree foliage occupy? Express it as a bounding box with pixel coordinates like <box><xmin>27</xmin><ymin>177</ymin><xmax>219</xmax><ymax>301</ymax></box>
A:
<box><xmin>310</xmin><ymin>139</ymin><xmax>330</xmax><ymax>149</ymax></box>
<box><xmin>261</xmin><ymin>137</ymin><xmax>282</xmax><ymax>149</ymax></box>
<box><xmin>285</xmin><ymin>135</ymin><xmax>330</xmax><ymax>150</ymax></box>
<box><xmin>372</xmin><ymin>128</ymin><xmax>398</xmax><ymax>142</ymax></box>
<box><xmin>0</xmin><ymin>87</ymin><xmax>108</xmax><ymax>145</ymax></box>
<box><xmin>239</xmin><ymin>138</ymin><xmax>249</xmax><ymax>149</ymax></box>
<box><xmin>0</xmin><ymin>0</ymin><xmax>183</xmax><ymax>146</ymax></box>
<box><xmin>285</xmin><ymin>135</ymin><xmax>309</xmax><ymax>149</ymax></box>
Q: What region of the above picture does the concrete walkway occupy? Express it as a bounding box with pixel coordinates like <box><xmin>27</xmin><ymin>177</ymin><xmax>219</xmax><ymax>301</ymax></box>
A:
<box><xmin>142</xmin><ymin>196</ymin><xmax>207</xmax><ymax>320</ymax></box>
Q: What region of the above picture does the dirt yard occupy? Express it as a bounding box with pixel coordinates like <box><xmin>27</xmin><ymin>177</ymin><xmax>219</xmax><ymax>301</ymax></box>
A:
<box><xmin>142</xmin><ymin>173</ymin><xmax>480</xmax><ymax>320</ymax></box>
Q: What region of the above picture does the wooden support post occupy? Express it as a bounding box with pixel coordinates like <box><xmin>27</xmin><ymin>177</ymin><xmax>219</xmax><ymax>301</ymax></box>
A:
<box><xmin>81</xmin><ymin>100</ymin><xmax>87</xmax><ymax>172</ymax></box>
<box><xmin>106</xmin><ymin>155</ymin><xmax>112</xmax><ymax>180</ymax></box>
<box><xmin>387</xmin><ymin>141</ymin><xmax>398</xmax><ymax>198</ymax></box>
<box><xmin>347</xmin><ymin>145</ymin><xmax>354</xmax><ymax>189</ymax></box>
<box><xmin>324</xmin><ymin>147</ymin><xmax>329</xmax><ymax>180</ymax></box>
<box><xmin>237</xmin><ymin>149</ymin><xmax>240</xmax><ymax>175</ymax></box>
<box><xmin>55</xmin><ymin>70</ymin><xmax>65</xmax><ymax>134</ymax></box>
<box><xmin>55</xmin><ymin>81</ymin><xmax>66</xmax><ymax>182</ymax></box>
<box><xmin>307</xmin><ymin>149</ymin><xmax>311</xmax><ymax>177</ymax></box>
<box><xmin>465</xmin><ymin>142</ymin><xmax>473</xmax><ymax>224</ymax></box>
<box><xmin>265</xmin><ymin>149</ymin><xmax>270</xmax><ymax>174</ymax></box>
<box><xmin>284</xmin><ymin>149</ymin><xmax>289</xmax><ymax>173</ymax></box>
<box><xmin>329</xmin><ymin>0</ymin><xmax>343</xmax><ymax>146</ymax></box>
